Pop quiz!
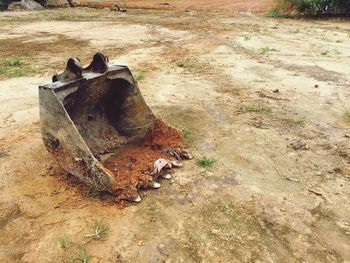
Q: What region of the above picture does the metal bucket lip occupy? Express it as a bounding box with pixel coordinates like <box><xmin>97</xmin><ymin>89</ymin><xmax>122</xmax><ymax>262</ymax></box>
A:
<box><xmin>39</xmin><ymin>64</ymin><xmax>131</xmax><ymax>91</ymax></box>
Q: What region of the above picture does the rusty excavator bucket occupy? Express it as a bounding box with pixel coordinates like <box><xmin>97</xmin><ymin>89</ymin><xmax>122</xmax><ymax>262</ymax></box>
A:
<box><xmin>39</xmin><ymin>53</ymin><xmax>190</xmax><ymax>202</ymax></box>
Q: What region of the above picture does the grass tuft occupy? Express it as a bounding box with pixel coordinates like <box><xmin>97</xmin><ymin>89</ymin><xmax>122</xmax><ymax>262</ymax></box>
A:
<box><xmin>86</xmin><ymin>219</ymin><xmax>110</xmax><ymax>240</ymax></box>
<box><xmin>259</xmin><ymin>47</ymin><xmax>280</xmax><ymax>55</ymax></box>
<box><xmin>73</xmin><ymin>247</ymin><xmax>90</xmax><ymax>263</ymax></box>
<box><xmin>197</xmin><ymin>157</ymin><xmax>216</xmax><ymax>168</ymax></box>
<box><xmin>267</xmin><ymin>6</ymin><xmax>290</xmax><ymax>18</ymax></box>
<box><xmin>177</xmin><ymin>61</ymin><xmax>194</xmax><ymax>69</ymax></box>
<box><xmin>283</xmin><ymin>117</ymin><xmax>305</xmax><ymax>126</ymax></box>
<box><xmin>58</xmin><ymin>235</ymin><xmax>69</xmax><ymax>249</ymax></box>
<box><xmin>0</xmin><ymin>58</ymin><xmax>39</xmax><ymax>78</ymax></box>
<box><xmin>4</xmin><ymin>58</ymin><xmax>22</xmax><ymax>67</ymax></box>
<box><xmin>135</xmin><ymin>73</ymin><xmax>145</xmax><ymax>81</ymax></box>
<box><xmin>243</xmin><ymin>35</ymin><xmax>252</xmax><ymax>41</ymax></box>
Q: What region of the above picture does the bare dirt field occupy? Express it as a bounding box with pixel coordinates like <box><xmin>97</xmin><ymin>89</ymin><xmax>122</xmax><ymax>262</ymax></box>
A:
<box><xmin>78</xmin><ymin>0</ymin><xmax>274</xmax><ymax>12</ymax></box>
<box><xmin>1</xmin><ymin>6</ymin><xmax>350</xmax><ymax>263</ymax></box>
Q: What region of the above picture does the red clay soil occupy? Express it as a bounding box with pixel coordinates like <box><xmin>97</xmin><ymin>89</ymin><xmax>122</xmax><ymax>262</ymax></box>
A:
<box><xmin>103</xmin><ymin>119</ymin><xmax>183</xmax><ymax>200</ymax></box>
<box><xmin>77</xmin><ymin>0</ymin><xmax>274</xmax><ymax>12</ymax></box>
<box><xmin>144</xmin><ymin>118</ymin><xmax>184</xmax><ymax>149</ymax></box>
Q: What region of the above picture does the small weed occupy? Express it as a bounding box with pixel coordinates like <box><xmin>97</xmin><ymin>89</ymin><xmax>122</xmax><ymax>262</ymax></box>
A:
<box><xmin>243</xmin><ymin>35</ymin><xmax>252</xmax><ymax>41</ymax></box>
<box><xmin>6</xmin><ymin>68</ymin><xmax>26</xmax><ymax>77</ymax></box>
<box><xmin>321</xmin><ymin>50</ymin><xmax>329</xmax><ymax>56</ymax></box>
<box><xmin>259</xmin><ymin>46</ymin><xmax>280</xmax><ymax>55</ymax></box>
<box><xmin>86</xmin><ymin>219</ymin><xmax>110</xmax><ymax>240</ymax></box>
<box><xmin>177</xmin><ymin>61</ymin><xmax>194</xmax><ymax>69</ymax></box>
<box><xmin>74</xmin><ymin>247</ymin><xmax>90</xmax><ymax>263</ymax></box>
<box><xmin>241</xmin><ymin>104</ymin><xmax>272</xmax><ymax>113</ymax></box>
<box><xmin>267</xmin><ymin>6</ymin><xmax>290</xmax><ymax>18</ymax></box>
<box><xmin>135</xmin><ymin>73</ymin><xmax>145</xmax><ymax>81</ymax></box>
<box><xmin>0</xmin><ymin>59</ymin><xmax>38</xmax><ymax>78</ymax></box>
<box><xmin>336</xmin><ymin>39</ymin><xmax>343</xmax><ymax>43</ymax></box>
<box><xmin>221</xmin><ymin>202</ymin><xmax>232</xmax><ymax>211</ymax></box>
<box><xmin>197</xmin><ymin>157</ymin><xmax>216</xmax><ymax>168</ymax></box>
<box><xmin>194</xmin><ymin>235</ymin><xmax>205</xmax><ymax>246</ymax></box>
<box><xmin>58</xmin><ymin>235</ymin><xmax>69</xmax><ymax>249</ymax></box>
<box><xmin>291</xmin><ymin>29</ymin><xmax>300</xmax><ymax>34</ymax></box>
<box><xmin>4</xmin><ymin>58</ymin><xmax>22</xmax><ymax>67</ymax></box>
<box><xmin>182</xmin><ymin>127</ymin><xmax>190</xmax><ymax>138</ymax></box>
<box><xmin>174</xmin><ymin>124</ymin><xmax>190</xmax><ymax>138</ymax></box>
<box><xmin>284</xmin><ymin>117</ymin><xmax>305</xmax><ymax>126</ymax></box>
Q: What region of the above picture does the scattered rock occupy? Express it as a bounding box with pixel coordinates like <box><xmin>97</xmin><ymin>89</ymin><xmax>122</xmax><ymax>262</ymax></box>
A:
<box><xmin>314</xmin><ymin>84</ymin><xmax>319</xmax><ymax>88</ymax></box>
<box><xmin>206</xmin><ymin>171</ymin><xmax>214</xmax><ymax>177</ymax></box>
<box><xmin>137</xmin><ymin>240</ymin><xmax>144</xmax><ymax>246</ymax></box>
<box><xmin>273</xmin><ymin>89</ymin><xmax>279</xmax><ymax>93</ymax></box>
<box><xmin>289</xmin><ymin>140</ymin><xmax>309</xmax><ymax>150</ymax></box>
<box><xmin>334</xmin><ymin>167</ymin><xmax>341</xmax><ymax>174</ymax></box>
<box><xmin>211</xmin><ymin>228</ymin><xmax>220</xmax><ymax>234</ymax></box>
<box><xmin>8</xmin><ymin>0</ymin><xmax>44</xmax><ymax>10</ymax></box>
<box><xmin>157</xmin><ymin>243</ymin><xmax>166</xmax><ymax>254</ymax></box>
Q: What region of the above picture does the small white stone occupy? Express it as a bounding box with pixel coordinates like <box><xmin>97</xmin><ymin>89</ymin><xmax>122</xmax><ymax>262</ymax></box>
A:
<box><xmin>133</xmin><ymin>196</ymin><xmax>142</xmax><ymax>202</ymax></box>
<box><xmin>150</xmin><ymin>182</ymin><xmax>161</xmax><ymax>189</ymax></box>
<box><xmin>171</xmin><ymin>160</ymin><xmax>182</xmax><ymax>167</ymax></box>
<box><xmin>162</xmin><ymin>174</ymin><xmax>172</xmax><ymax>180</ymax></box>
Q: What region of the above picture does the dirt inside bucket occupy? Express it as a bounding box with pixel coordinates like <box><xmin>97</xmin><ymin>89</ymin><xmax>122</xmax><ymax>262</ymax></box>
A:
<box><xmin>103</xmin><ymin>119</ymin><xmax>184</xmax><ymax>199</ymax></box>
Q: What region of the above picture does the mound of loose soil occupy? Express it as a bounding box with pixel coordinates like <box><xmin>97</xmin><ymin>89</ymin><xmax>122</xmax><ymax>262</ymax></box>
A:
<box><xmin>103</xmin><ymin>119</ymin><xmax>183</xmax><ymax>200</ymax></box>
<box><xmin>144</xmin><ymin>118</ymin><xmax>184</xmax><ymax>149</ymax></box>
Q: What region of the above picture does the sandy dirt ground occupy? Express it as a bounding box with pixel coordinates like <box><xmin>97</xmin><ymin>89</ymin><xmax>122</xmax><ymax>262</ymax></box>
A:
<box><xmin>77</xmin><ymin>0</ymin><xmax>274</xmax><ymax>12</ymax></box>
<box><xmin>1</xmin><ymin>6</ymin><xmax>350</xmax><ymax>263</ymax></box>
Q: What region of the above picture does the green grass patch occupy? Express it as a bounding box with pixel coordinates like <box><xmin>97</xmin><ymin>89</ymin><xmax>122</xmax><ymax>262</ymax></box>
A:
<box><xmin>86</xmin><ymin>219</ymin><xmax>110</xmax><ymax>240</ymax></box>
<box><xmin>259</xmin><ymin>47</ymin><xmax>280</xmax><ymax>55</ymax></box>
<box><xmin>4</xmin><ymin>58</ymin><xmax>22</xmax><ymax>67</ymax></box>
<box><xmin>283</xmin><ymin>117</ymin><xmax>305</xmax><ymax>126</ymax></box>
<box><xmin>177</xmin><ymin>61</ymin><xmax>194</xmax><ymax>69</ymax></box>
<box><xmin>0</xmin><ymin>58</ymin><xmax>39</xmax><ymax>78</ymax></box>
<box><xmin>135</xmin><ymin>73</ymin><xmax>145</xmax><ymax>81</ymax></box>
<box><xmin>243</xmin><ymin>35</ymin><xmax>252</xmax><ymax>41</ymax></box>
<box><xmin>267</xmin><ymin>6</ymin><xmax>291</xmax><ymax>18</ymax></box>
<box><xmin>197</xmin><ymin>157</ymin><xmax>216</xmax><ymax>168</ymax></box>
<box><xmin>174</xmin><ymin>124</ymin><xmax>190</xmax><ymax>138</ymax></box>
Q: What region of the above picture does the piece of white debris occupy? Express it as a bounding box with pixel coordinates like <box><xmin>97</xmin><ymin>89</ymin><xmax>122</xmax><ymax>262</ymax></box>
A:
<box><xmin>170</xmin><ymin>160</ymin><xmax>182</xmax><ymax>167</ymax></box>
<box><xmin>149</xmin><ymin>181</ymin><xmax>161</xmax><ymax>189</ymax></box>
<box><xmin>162</xmin><ymin>174</ymin><xmax>172</xmax><ymax>180</ymax></box>
<box><xmin>152</xmin><ymin>158</ymin><xmax>172</xmax><ymax>175</ymax></box>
